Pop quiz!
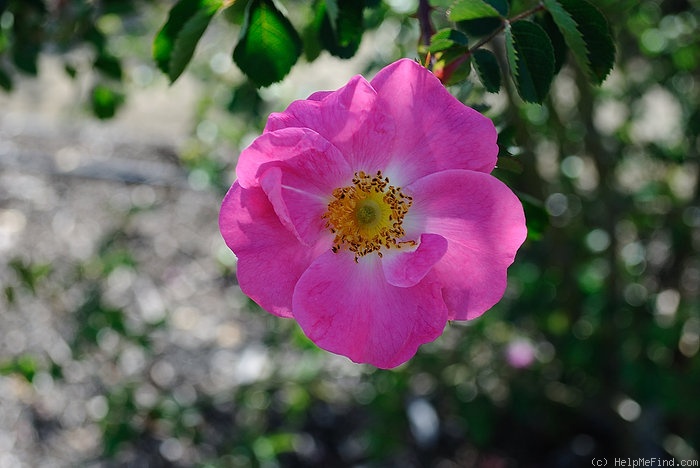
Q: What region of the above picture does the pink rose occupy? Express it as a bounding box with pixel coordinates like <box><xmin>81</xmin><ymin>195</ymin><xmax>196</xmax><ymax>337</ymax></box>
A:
<box><xmin>220</xmin><ymin>59</ymin><xmax>526</xmax><ymax>368</ymax></box>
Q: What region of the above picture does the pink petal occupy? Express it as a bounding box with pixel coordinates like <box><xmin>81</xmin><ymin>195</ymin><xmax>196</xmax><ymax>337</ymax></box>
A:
<box><xmin>264</xmin><ymin>75</ymin><xmax>395</xmax><ymax>172</ymax></box>
<box><xmin>406</xmin><ymin>169</ymin><xmax>527</xmax><ymax>320</ymax></box>
<box><xmin>292</xmin><ymin>251</ymin><xmax>448</xmax><ymax>368</ymax></box>
<box><xmin>382</xmin><ymin>233</ymin><xmax>448</xmax><ymax>288</ymax></box>
<box><xmin>370</xmin><ymin>59</ymin><xmax>498</xmax><ymax>185</ymax></box>
<box><xmin>254</xmin><ymin>132</ymin><xmax>352</xmax><ymax>245</ymax></box>
<box><xmin>236</xmin><ymin>127</ymin><xmax>347</xmax><ymax>190</ymax></box>
<box><xmin>219</xmin><ymin>182</ymin><xmax>330</xmax><ymax>318</ymax></box>
<box><xmin>307</xmin><ymin>90</ymin><xmax>333</xmax><ymax>101</ymax></box>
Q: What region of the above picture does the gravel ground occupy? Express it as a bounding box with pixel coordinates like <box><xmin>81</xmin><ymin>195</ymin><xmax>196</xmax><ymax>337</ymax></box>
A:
<box><xmin>0</xmin><ymin>62</ymin><xmax>248</xmax><ymax>466</ymax></box>
<box><xmin>0</xmin><ymin>47</ymin><xmax>381</xmax><ymax>465</ymax></box>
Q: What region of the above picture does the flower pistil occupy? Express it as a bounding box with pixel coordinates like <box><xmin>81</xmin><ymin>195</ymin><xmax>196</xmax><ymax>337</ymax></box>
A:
<box><xmin>323</xmin><ymin>170</ymin><xmax>416</xmax><ymax>261</ymax></box>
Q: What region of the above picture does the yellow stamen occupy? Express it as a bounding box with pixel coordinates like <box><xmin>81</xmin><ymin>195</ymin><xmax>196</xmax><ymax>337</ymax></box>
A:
<box><xmin>323</xmin><ymin>170</ymin><xmax>416</xmax><ymax>261</ymax></box>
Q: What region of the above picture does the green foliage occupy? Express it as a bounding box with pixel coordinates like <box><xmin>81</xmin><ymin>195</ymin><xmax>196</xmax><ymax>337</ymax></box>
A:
<box><xmin>449</xmin><ymin>0</ymin><xmax>503</xmax><ymax>21</ymax></box>
<box><xmin>90</xmin><ymin>83</ymin><xmax>125</xmax><ymax>119</ymax></box>
<box><xmin>7</xmin><ymin>0</ymin><xmax>46</xmax><ymax>75</ymax></box>
<box><xmin>536</xmin><ymin>11</ymin><xmax>568</xmax><ymax>74</ymax></box>
<box><xmin>543</xmin><ymin>0</ymin><xmax>615</xmax><ymax>84</ymax></box>
<box><xmin>426</xmin><ymin>0</ymin><xmax>615</xmax><ymax>99</ymax></box>
<box><xmin>3</xmin><ymin>0</ymin><xmax>700</xmax><ymax>466</ymax></box>
<box><xmin>8</xmin><ymin>258</ymin><xmax>52</xmax><ymax>295</ymax></box>
<box><xmin>232</xmin><ymin>0</ymin><xmax>302</xmax><ymax>87</ymax></box>
<box><xmin>318</xmin><ymin>0</ymin><xmax>365</xmax><ymax>59</ymax></box>
<box><xmin>428</xmin><ymin>28</ymin><xmax>469</xmax><ymax>53</ymax></box>
<box><xmin>0</xmin><ymin>354</ymin><xmax>38</xmax><ymax>382</ymax></box>
<box><xmin>153</xmin><ymin>0</ymin><xmax>223</xmax><ymax>83</ymax></box>
<box><xmin>506</xmin><ymin>20</ymin><xmax>555</xmax><ymax>103</ymax></box>
<box><xmin>473</xmin><ymin>48</ymin><xmax>501</xmax><ymax>92</ymax></box>
<box><xmin>454</xmin><ymin>0</ymin><xmax>507</xmax><ymax>37</ymax></box>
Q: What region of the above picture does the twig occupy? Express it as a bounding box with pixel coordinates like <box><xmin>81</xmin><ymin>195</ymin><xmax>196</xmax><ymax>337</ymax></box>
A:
<box><xmin>465</xmin><ymin>2</ymin><xmax>546</xmax><ymax>60</ymax></box>
<box><xmin>416</xmin><ymin>0</ymin><xmax>435</xmax><ymax>49</ymax></box>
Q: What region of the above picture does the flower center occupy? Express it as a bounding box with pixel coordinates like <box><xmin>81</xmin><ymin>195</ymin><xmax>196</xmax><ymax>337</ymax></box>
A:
<box><xmin>323</xmin><ymin>170</ymin><xmax>416</xmax><ymax>261</ymax></box>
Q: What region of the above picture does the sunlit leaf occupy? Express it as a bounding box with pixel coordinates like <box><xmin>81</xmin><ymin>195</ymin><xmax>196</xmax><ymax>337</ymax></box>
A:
<box><xmin>449</xmin><ymin>0</ymin><xmax>502</xmax><ymax>21</ymax></box>
<box><xmin>153</xmin><ymin>0</ymin><xmax>223</xmax><ymax>83</ymax></box>
<box><xmin>505</xmin><ymin>20</ymin><xmax>555</xmax><ymax>103</ymax></box>
<box><xmin>233</xmin><ymin>0</ymin><xmax>302</xmax><ymax>87</ymax></box>
<box><xmin>434</xmin><ymin>49</ymin><xmax>471</xmax><ymax>86</ymax></box>
<box><xmin>429</xmin><ymin>28</ymin><xmax>468</xmax><ymax>53</ymax></box>
<box><xmin>455</xmin><ymin>0</ymin><xmax>507</xmax><ymax>37</ymax></box>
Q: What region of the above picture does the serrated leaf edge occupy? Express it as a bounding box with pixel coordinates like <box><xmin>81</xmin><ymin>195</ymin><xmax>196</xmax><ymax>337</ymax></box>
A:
<box><xmin>506</xmin><ymin>21</ymin><xmax>555</xmax><ymax>103</ymax></box>
<box><xmin>472</xmin><ymin>49</ymin><xmax>501</xmax><ymax>93</ymax></box>
<box><xmin>542</xmin><ymin>0</ymin><xmax>591</xmax><ymax>78</ymax></box>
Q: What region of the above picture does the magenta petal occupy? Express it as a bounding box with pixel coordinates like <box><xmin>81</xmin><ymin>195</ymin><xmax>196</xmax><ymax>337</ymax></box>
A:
<box><xmin>407</xmin><ymin>169</ymin><xmax>527</xmax><ymax>320</ymax></box>
<box><xmin>370</xmin><ymin>59</ymin><xmax>498</xmax><ymax>184</ymax></box>
<box><xmin>258</xmin><ymin>167</ymin><xmax>326</xmax><ymax>246</ymax></box>
<box><xmin>219</xmin><ymin>182</ymin><xmax>329</xmax><ymax>318</ymax></box>
<box><xmin>236</xmin><ymin>127</ymin><xmax>347</xmax><ymax>190</ymax></box>
<box><xmin>307</xmin><ymin>90</ymin><xmax>333</xmax><ymax>101</ymax></box>
<box><xmin>382</xmin><ymin>233</ymin><xmax>448</xmax><ymax>288</ymax></box>
<box><xmin>255</xmin><ymin>133</ymin><xmax>352</xmax><ymax>245</ymax></box>
<box><xmin>264</xmin><ymin>75</ymin><xmax>395</xmax><ymax>172</ymax></box>
<box><xmin>292</xmin><ymin>252</ymin><xmax>448</xmax><ymax>368</ymax></box>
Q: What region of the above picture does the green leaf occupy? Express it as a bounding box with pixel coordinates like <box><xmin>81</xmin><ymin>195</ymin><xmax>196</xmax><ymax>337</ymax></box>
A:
<box><xmin>543</xmin><ymin>0</ymin><xmax>615</xmax><ymax>84</ymax></box>
<box><xmin>302</xmin><ymin>2</ymin><xmax>325</xmax><ymax>62</ymax></box>
<box><xmin>487</xmin><ymin>0</ymin><xmax>508</xmax><ymax>16</ymax></box>
<box><xmin>319</xmin><ymin>0</ymin><xmax>364</xmax><ymax>59</ymax></box>
<box><xmin>228</xmin><ymin>81</ymin><xmax>263</xmax><ymax>118</ymax></box>
<box><xmin>537</xmin><ymin>11</ymin><xmax>568</xmax><ymax>75</ymax></box>
<box><xmin>505</xmin><ymin>20</ymin><xmax>555</xmax><ymax>104</ymax></box>
<box><xmin>428</xmin><ymin>28</ymin><xmax>468</xmax><ymax>54</ymax></box>
<box><xmin>434</xmin><ymin>50</ymin><xmax>471</xmax><ymax>86</ymax></box>
<box><xmin>233</xmin><ymin>0</ymin><xmax>302</xmax><ymax>87</ymax></box>
<box><xmin>519</xmin><ymin>192</ymin><xmax>548</xmax><ymax>241</ymax></box>
<box><xmin>325</xmin><ymin>0</ymin><xmax>339</xmax><ymax>29</ymax></box>
<box><xmin>90</xmin><ymin>84</ymin><xmax>125</xmax><ymax>119</ymax></box>
<box><xmin>221</xmin><ymin>0</ymin><xmax>250</xmax><ymax>24</ymax></box>
<box><xmin>0</xmin><ymin>66</ymin><xmax>12</xmax><ymax>91</ymax></box>
<box><xmin>449</xmin><ymin>0</ymin><xmax>502</xmax><ymax>21</ymax></box>
<box><xmin>9</xmin><ymin>259</ymin><xmax>51</xmax><ymax>294</ymax></box>
<box><xmin>153</xmin><ymin>0</ymin><xmax>222</xmax><ymax>83</ymax></box>
<box><xmin>455</xmin><ymin>0</ymin><xmax>507</xmax><ymax>37</ymax></box>
<box><xmin>473</xmin><ymin>48</ymin><xmax>501</xmax><ymax>93</ymax></box>
<box><xmin>94</xmin><ymin>52</ymin><xmax>123</xmax><ymax>80</ymax></box>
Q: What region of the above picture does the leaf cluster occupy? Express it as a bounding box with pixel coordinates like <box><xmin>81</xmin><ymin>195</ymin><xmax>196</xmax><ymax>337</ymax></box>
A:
<box><xmin>153</xmin><ymin>0</ymin><xmax>370</xmax><ymax>87</ymax></box>
<box><xmin>0</xmin><ymin>0</ymin><xmax>150</xmax><ymax>118</ymax></box>
<box><xmin>428</xmin><ymin>0</ymin><xmax>616</xmax><ymax>103</ymax></box>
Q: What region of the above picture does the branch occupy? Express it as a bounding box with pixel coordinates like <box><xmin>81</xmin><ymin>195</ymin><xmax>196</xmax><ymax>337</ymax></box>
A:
<box><xmin>416</xmin><ymin>0</ymin><xmax>435</xmax><ymax>49</ymax></box>
<box><xmin>466</xmin><ymin>2</ymin><xmax>546</xmax><ymax>59</ymax></box>
<box><xmin>431</xmin><ymin>1</ymin><xmax>546</xmax><ymax>82</ymax></box>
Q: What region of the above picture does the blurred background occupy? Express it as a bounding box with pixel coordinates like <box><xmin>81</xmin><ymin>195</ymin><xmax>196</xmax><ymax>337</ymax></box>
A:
<box><xmin>0</xmin><ymin>0</ymin><xmax>698</xmax><ymax>466</ymax></box>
